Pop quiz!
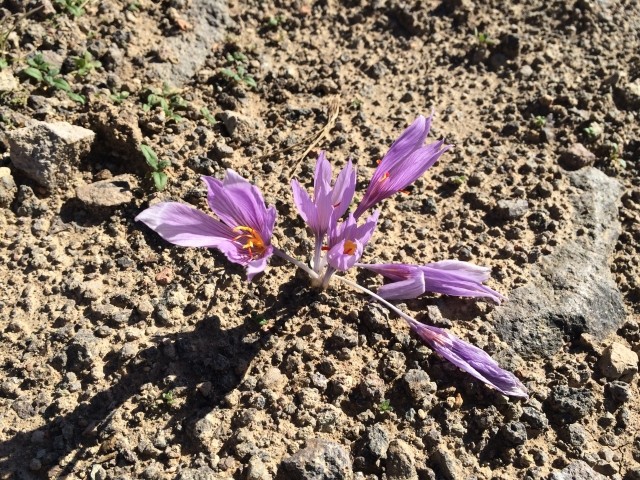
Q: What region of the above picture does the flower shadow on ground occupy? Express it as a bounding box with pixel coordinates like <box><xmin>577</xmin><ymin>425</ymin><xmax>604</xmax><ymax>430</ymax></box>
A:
<box><xmin>0</xmin><ymin>275</ymin><xmax>312</xmax><ymax>478</ymax></box>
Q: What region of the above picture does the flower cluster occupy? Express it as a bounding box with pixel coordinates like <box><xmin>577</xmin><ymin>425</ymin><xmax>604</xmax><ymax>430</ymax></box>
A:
<box><xmin>136</xmin><ymin>113</ymin><xmax>527</xmax><ymax>399</ymax></box>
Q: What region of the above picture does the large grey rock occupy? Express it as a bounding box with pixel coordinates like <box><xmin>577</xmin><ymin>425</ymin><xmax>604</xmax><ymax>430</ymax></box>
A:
<box><xmin>150</xmin><ymin>0</ymin><xmax>231</xmax><ymax>86</ymax></box>
<box><xmin>76</xmin><ymin>174</ymin><xmax>136</xmax><ymax>209</ymax></box>
<box><xmin>386</xmin><ymin>439</ymin><xmax>418</xmax><ymax>480</ymax></box>
<box><xmin>8</xmin><ymin>121</ymin><xmax>95</xmax><ymax>189</ymax></box>
<box><xmin>494</xmin><ymin>168</ymin><xmax>625</xmax><ymax>359</ymax></box>
<box><xmin>277</xmin><ymin>439</ymin><xmax>352</xmax><ymax>480</ymax></box>
<box><xmin>548</xmin><ymin>460</ymin><xmax>607</xmax><ymax>480</ymax></box>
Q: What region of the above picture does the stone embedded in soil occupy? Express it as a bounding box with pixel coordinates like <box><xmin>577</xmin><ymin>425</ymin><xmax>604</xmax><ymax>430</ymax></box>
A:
<box><xmin>277</xmin><ymin>439</ymin><xmax>352</xmax><ymax>480</ymax></box>
<box><xmin>0</xmin><ymin>69</ymin><xmax>18</xmax><ymax>92</ymax></box>
<box><xmin>548</xmin><ymin>460</ymin><xmax>608</xmax><ymax>480</ymax></box>
<box><xmin>8</xmin><ymin>121</ymin><xmax>95</xmax><ymax>189</ymax></box>
<box><xmin>218</xmin><ymin>110</ymin><xmax>264</xmax><ymax>142</ymax></box>
<box><xmin>598</xmin><ymin>342</ymin><xmax>638</xmax><ymax>381</ymax></box>
<box><xmin>430</xmin><ymin>446</ymin><xmax>464</xmax><ymax>480</ymax></box>
<box><xmin>76</xmin><ymin>174</ymin><xmax>136</xmax><ymax>209</ymax></box>
<box><xmin>149</xmin><ymin>0</ymin><xmax>231</xmax><ymax>86</ymax></box>
<box><xmin>558</xmin><ymin>143</ymin><xmax>597</xmax><ymax>171</ymax></box>
<box><xmin>493</xmin><ymin>168</ymin><xmax>625</xmax><ymax>359</ymax></box>
<box><xmin>544</xmin><ymin>385</ymin><xmax>595</xmax><ymax>424</ymax></box>
<box><xmin>0</xmin><ymin>168</ymin><xmax>17</xmax><ymax>208</ymax></box>
<box><xmin>386</xmin><ymin>439</ymin><xmax>418</xmax><ymax>480</ymax></box>
<box><xmin>494</xmin><ymin>198</ymin><xmax>529</xmax><ymax>220</ymax></box>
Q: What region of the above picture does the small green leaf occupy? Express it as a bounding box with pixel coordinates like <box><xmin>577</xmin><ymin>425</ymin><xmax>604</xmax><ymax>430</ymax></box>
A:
<box><xmin>140</xmin><ymin>144</ymin><xmax>159</xmax><ymax>170</ymax></box>
<box><xmin>22</xmin><ymin>67</ymin><xmax>44</xmax><ymax>81</ymax></box>
<box><xmin>152</xmin><ymin>171</ymin><xmax>168</xmax><ymax>191</ymax></box>
<box><xmin>52</xmin><ymin>77</ymin><xmax>71</xmax><ymax>92</ymax></box>
<box><xmin>67</xmin><ymin>91</ymin><xmax>86</xmax><ymax>104</ymax></box>
<box><xmin>200</xmin><ymin>107</ymin><xmax>217</xmax><ymax>125</ymax></box>
<box><xmin>243</xmin><ymin>76</ymin><xmax>257</xmax><ymax>89</ymax></box>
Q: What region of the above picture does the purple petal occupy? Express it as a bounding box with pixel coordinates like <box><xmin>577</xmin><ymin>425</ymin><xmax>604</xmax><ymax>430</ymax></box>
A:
<box><xmin>354</xmin><ymin>114</ymin><xmax>451</xmax><ymax>218</ymax></box>
<box><xmin>374</xmin><ymin>115</ymin><xmax>431</xmax><ymax>184</ymax></box>
<box><xmin>425</xmin><ymin>260</ymin><xmax>491</xmax><ymax>282</ymax></box>
<box><xmin>245</xmin><ymin>247</ymin><xmax>273</xmax><ymax>281</ymax></box>
<box><xmin>422</xmin><ymin>264</ymin><xmax>505</xmax><ymax>304</ymax></box>
<box><xmin>202</xmin><ymin>170</ymin><xmax>275</xmax><ymax>241</ymax></box>
<box><xmin>377</xmin><ymin>274</ymin><xmax>426</xmax><ymax>300</ymax></box>
<box><xmin>356</xmin><ymin>262</ymin><xmax>420</xmax><ymax>281</ymax></box>
<box><xmin>411</xmin><ymin>322</ymin><xmax>528</xmax><ymax>398</ymax></box>
<box><xmin>327</xmin><ymin>238</ymin><xmax>364</xmax><ymax>271</ymax></box>
<box><xmin>314</xmin><ymin>151</ymin><xmax>332</xmax><ymax>197</ymax></box>
<box><xmin>291</xmin><ymin>179</ymin><xmax>320</xmax><ymax>233</ymax></box>
<box><xmin>354</xmin><ymin>210</ymin><xmax>380</xmax><ymax>246</ymax></box>
<box><xmin>136</xmin><ymin>202</ymin><xmax>235</xmax><ymax>253</ymax></box>
<box><xmin>331</xmin><ymin>160</ymin><xmax>356</xmax><ymax>219</ymax></box>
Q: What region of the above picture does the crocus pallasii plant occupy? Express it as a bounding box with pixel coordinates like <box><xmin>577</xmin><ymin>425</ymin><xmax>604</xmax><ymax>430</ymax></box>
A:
<box><xmin>136</xmin><ymin>113</ymin><xmax>528</xmax><ymax>399</ymax></box>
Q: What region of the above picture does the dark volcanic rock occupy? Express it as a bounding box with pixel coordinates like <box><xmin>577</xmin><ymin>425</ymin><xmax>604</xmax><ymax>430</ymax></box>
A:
<box><xmin>493</xmin><ymin>168</ymin><xmax>625</xmax><ymax>359</ymax></box>
<box><xmin>544</xmin><ymin>385</ymin><xmax>595</xmax><ymax>424</ymax></box>
<box><xmin>277</xmin><ymin>439</ymin><xmax>352</xmax><ymax>480</ymax></box>
<box><xmin>548</xmin><ymin>460</ymin><xmax>607</xmax><ymax>480</ymax></box>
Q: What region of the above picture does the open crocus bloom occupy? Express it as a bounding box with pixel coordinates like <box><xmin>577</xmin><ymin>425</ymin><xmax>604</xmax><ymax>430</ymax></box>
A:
<box><xmin>353</xmin><ymin>114</ymin><xmax>452</xmax><ymax>218</ymax></box>
<box><xmin>357</xmin><ymin>260</ymin><xmax>505</xmax><ymax>303</ymax></box>
<box><xmin>291</xmin><ymin>151</ymin><xmax>356</xmax><ymax>241</ymax></box>
<box><xmin>408</xmin><ymin>320</ymin><xmax>528</xmax><ymax>398</ymax></box>
<box><xmin>326</xmin><ymin>210</ymin><xmax>380</xmax><ymax>271</ymax></box>
<box><xmin>136</xmin><ymin>170</ymin><xmax>276</xmax><ymax>281</ymax></box>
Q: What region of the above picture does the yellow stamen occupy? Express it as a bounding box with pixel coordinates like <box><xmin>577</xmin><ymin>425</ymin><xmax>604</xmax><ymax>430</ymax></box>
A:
<box><xmin>232</xmin><ymin>226</ymin><xmax>266</xmax><ymax>259</ymax></box>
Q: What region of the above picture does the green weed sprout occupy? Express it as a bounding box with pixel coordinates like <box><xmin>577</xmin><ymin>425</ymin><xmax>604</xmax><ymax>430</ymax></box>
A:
<box><xmin>21</xmin><ymin>53</ymin><xmax>85</xmax><ymax>103</ymax></box>
<box><xmin>72</xmin><ymin>51</ymin><xmax>102</xmax><ymax>76</ymax></box>
<box><xmin>379</xmin><ymin>399</ymin><xmax>393</xmax><ymax>412</ymax></box>
<box><xmin>110</xmin><ymin>89</ymin><xmax>130</xmax><ymax>104</ymax></box>
<box><xmin>200</xmin><ymin>106</ymin><xmax>217</xmax><ymax>125</ymax></box>
<box><xmin>142</xmin><ymin>83</ymin><xmax>188</xmax><ymax>122</ymax></box>
<box><xmin>55</xmin><ymin>0</ymin><xmax>87</xmax><ymax>17</ymax></box>
<box><xmin>532</xmin><ymin>115</ymin><xmax>546</xmax><ymax>129</ymax></box>
<box><xmin>266</xmin><ymin>15</ymin><xmax>285</xmax><ymax>28</ymax></box>
<box><xmin>474</xmin><ymin>28</ymin><xmax>495</xmax><ymax>46</ymax></box>
<box><xmin>141</xmin><ymin>144</ymin><xmax>170</xmax><ymax>191</ymax></box>
<box><xmin>220</xmin><ymin>51</ymin><xmax>257</xmax><ymax>89</ymax></box>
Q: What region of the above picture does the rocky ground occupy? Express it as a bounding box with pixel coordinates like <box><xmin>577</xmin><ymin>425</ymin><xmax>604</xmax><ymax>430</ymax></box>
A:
<box><xmin>1</xmin><ymin>0</ymin><xmax>639</xmax><ymax>479</ymax></box>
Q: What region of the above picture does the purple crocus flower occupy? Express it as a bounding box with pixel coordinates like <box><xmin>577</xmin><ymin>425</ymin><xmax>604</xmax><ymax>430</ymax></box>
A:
<box><xmin>326</xmin><ymin>210</ymin><xmax>380</xmax><ymax>271</ymax></box>
<box><xmin>357</xmin><ymin>260</ymin><xmax>505</xmax><ymax>303</ymax></box>
<box><xmin>408</xmin><ymin>319</ymin><xmax>528</xmax><ymax>398</ymax></box>
<box><xmin>136</xmin><ymin>169</ymin><xmax>276</xmax><ymax>281</ymax></box>
<box><xmin>291</xmin><ymin>151</ymin><xmax>356</xmax><ymax>239</ymax></box>
<box><xmin>353</xmin><ymin>114</ymin><xmax>451</xmax><ymax>218</ymax></box>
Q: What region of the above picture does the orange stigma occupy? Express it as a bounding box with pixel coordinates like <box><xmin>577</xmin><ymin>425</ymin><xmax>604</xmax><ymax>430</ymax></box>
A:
<box><xmin>343</xmin><ymin>239</ymin><xmax>357</xmax><ymax>255</ymax></box>
<box><xmin>378</xmin><ymin>171</ymin><xmax>390</xmax><ymax>183</ymax></box>
<box><xmin>232</xmin><ymin>226</ymin><xmax>266</xmax><ymax>259</ymax></box>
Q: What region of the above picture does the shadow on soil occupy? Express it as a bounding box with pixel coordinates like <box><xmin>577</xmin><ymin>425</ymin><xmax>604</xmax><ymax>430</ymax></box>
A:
<box><xmin>0</xmin><ymin>274</ymin><xmax>311</xmax><ymax>479</ymax></box>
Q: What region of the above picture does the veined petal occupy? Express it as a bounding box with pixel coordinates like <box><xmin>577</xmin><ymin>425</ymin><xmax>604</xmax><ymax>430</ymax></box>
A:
<box><xmin>374</xmin><ymin>115</ymin><xmax>431</xmax><ymax>184</ymax></box>
<box><xmin>245</xmin><ymin>246</ymin><xmax>273</xmax><ymax>281</ymax></box>
<box><xmin>291</xmin><ymin>179</ymin><xmax>319</xmax><ymax>232</ymax></box>
<box><xmin>356</xmin><ymin>262</ymin><xmax>420</xmax><ymax>281</ymax></box>
<box><xmin>411</xmin><ymin>322</ymin><xmax>528</xmax><ymax>398</ymax></box>
<box><xmin>314</xmin><ymin>151</ymin><xmax>332</xmax><ymax>197</ymax></box>
<box><xmin>202</xmin><ymin>170</ymin><xmax>272</xmax><ymax>235</ymax></box>
<box><xmin>422</xmin><ymin>264</ymin><xmax>505</xmax><ymax>304</ymax></box>
<box><xmin>136</xmin><ymin>202</ymin><xmax>235</xmax><ymax>252</ymax></box>
<box><xmin>424</xmin><ymin>260</ymin><xmax>491</xmax><ymax>282</ymax></box>
<box><xmin>331</xmin><ymin>160</ymin><xmax>356</xmax><ymax>219</ymax></box>
<box><xmin>377</xmin><ymin>273</ymin><xmax>426</xmax><ymax>300</ymax></box>
<box><xmin>354</xmin><ymin>210</ymin><xmax>380</xmax><ymax>246</ymax></box>
<box><xmin>386</xmin><ymin>141</ymin><xmax>451</xmax><ymax>191</ymax></box>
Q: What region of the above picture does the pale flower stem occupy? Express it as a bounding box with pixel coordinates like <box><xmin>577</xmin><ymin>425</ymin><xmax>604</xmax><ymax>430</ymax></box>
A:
<box><xmin>313</xmin><ymin>236</ymin><xmax>324</xmax><ymax>274</ymax></box>
<box><xmin>321</xmin><ymin>266</ymin><xmax>336</xmax><ymax>289</ymax></box>
<box><xmin>272</xmin><ymin>247</ymin><xmax>319</xmax><ymax>280</ymax></box>
<box><xmin>332</xmin><ymin>275</ymin><xmax>418</xmax><ymax>328</ymax></box>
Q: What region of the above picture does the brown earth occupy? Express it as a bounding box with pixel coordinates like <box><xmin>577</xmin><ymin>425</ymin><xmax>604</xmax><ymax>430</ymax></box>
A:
<box><xmin>1</xmin><ymin>0</ymin><xmax>639</xmax><ymax>479</ymax></box>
